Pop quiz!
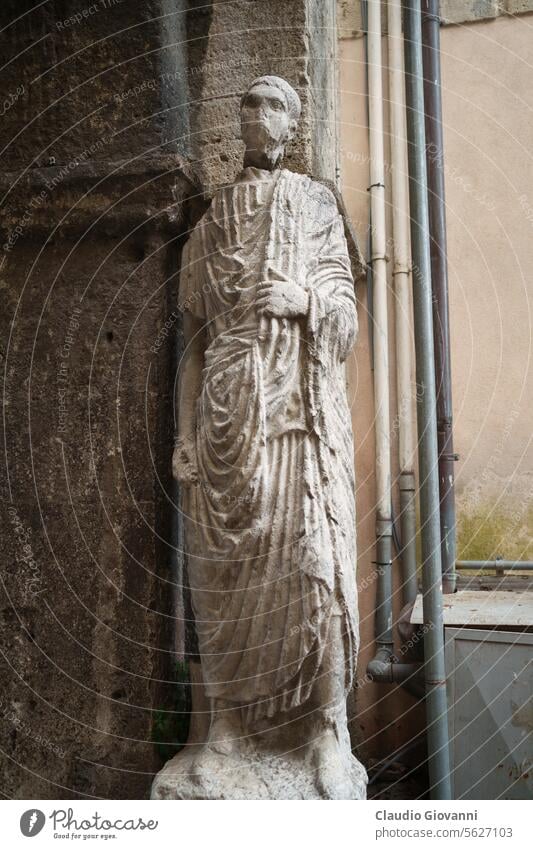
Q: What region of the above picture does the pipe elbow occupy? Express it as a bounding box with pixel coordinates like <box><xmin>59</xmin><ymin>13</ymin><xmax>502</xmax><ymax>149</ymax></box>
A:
<box><xmin>367</xmin><ymin>647</ymin><xmax>395</xmax><ymax>682</ymax></box>
<box><xmin>367</xmin><ymin>647</ymin><xmax>425</xmax><ymax>687</ymax></box>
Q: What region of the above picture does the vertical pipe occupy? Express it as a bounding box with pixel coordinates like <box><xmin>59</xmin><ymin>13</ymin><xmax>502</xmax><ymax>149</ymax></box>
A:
<box><xmin>388</xmin><ymin>0</ymin><xmax>418</xmax><ymax>607</ymax></box>
<box><xmin>367</xmin><ymin>0</ymin><xmax>394</xmax><ymax>655</ymax></box>
<box><xmin>361</xmin><ymin>0</ymin><xmax>376</xmax><ymax>371</ymax></box>
<box><xmin>422</xmin><ymin>0</ymin><xmax>457</xmax><ymax>595</ymax></box>
<box><xmin>403</xmin><ymin>0</ymin><xmax>452</xmax><ymax>800</ymax></box>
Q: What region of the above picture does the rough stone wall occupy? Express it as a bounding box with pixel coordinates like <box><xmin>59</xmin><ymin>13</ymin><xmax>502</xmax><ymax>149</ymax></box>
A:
<box><xmin>186</xmin><ymin>0</ymin><xmax>339</xmax><ymax>192</ymax></box>
<box><xmin>0</xmin><ymin>0</ymin><xmax>193</xmax><ymax>799</ymax></box>
<box><xmin>1</xmin><ymin>0</ymin><xmax>341</xmax><ymax>799</ymax></box>
<box><xmin>440</xmin><ymin>0</ymin><xmax>533</xmax><ymax>25</ymax></box>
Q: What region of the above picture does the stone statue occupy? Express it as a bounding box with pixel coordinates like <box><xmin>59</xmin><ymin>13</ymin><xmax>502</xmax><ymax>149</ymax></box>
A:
<box><xmin>152</xmin><ymin>75</ymin><xmax>367</xmax><ymax>800</ymax></box>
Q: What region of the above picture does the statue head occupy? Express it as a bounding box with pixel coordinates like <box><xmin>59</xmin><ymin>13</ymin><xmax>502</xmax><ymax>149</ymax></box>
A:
<box><xmin>240</xmin><ymin>75</ymin><xmax>301</xmax><ymax>170</ymax></box>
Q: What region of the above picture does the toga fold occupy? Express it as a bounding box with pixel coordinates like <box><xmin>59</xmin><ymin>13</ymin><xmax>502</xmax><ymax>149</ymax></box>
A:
<box><xmin>179</xmin><ymin>167</ymin><xmax>359</xmax><ymax>721</ymax></box>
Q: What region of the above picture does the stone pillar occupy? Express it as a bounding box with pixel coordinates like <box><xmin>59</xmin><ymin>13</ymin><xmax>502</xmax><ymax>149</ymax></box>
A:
<box><xmin>180</xmin><ymin>0</ymin><xmax>346</xmax><ymax>756</ymax></box>
<box><xmin>0</xmin><ymin>0</ymin><xmax>342</xmax><ymax>799</ymax></box>
<box><xmin>0</xmin><ymin>0</ymin><xmax>192</xmax><ymax>799</ymax></box>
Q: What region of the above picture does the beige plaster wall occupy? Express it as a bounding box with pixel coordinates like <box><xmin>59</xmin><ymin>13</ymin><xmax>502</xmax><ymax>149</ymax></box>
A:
<box><xmin>440</xmin><ymin>14</ymin><xmax>533</xmax><ymax>560</ymax></box>
<box><xmin>339</xmin><ymin>12</ymin><xmax>533</xmax><ymax>760</ymax></box>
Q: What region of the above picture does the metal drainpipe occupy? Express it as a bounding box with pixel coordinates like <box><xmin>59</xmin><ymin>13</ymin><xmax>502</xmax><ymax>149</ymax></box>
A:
<box><xmin>456</xmin><ymin>561</ymin><xmax>533</xmax><ymax>571</ymax></box>
<box><xmin>403</xmin><ymin>0</ymin><xmax>452</xmax><ymax>800</ymax></box>
<box><xmin>362</xmin><ymin>1</ymin><xmax>424</xmax><ymax>695</ymax></box>
<box><xmin>365</xmin><ymin>0</ymin><xmax>395</xmax><ymax>674</ymax></box>
<box><xmin>388</xmin><ymin>0</ymin><xmax>418</xmax><ymax>609</ymax></box>
<box><xmin>422</xmin><ymin>0</ymin><xmax>457</xmax><ymax>595</ymax></box>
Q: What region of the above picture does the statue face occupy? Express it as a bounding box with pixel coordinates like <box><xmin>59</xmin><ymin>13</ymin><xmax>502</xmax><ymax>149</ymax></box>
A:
<box><xmin>240</xmin><ymin>84</ymin><xmax>295</xmax><ymax>157</ymax></box>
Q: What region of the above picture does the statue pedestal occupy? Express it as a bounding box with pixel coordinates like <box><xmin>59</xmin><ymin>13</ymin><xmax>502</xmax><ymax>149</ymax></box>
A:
<box><xmin>151</xmin><ymin>742</ymin><xmax>367</xmax><ymax>800</ymax></box>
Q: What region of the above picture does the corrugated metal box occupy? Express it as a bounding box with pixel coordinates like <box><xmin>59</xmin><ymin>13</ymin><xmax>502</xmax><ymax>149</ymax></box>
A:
<box><xmin>445</xmin><ymin>627</ymin><xmax>533</xmax><ymax>799</ymax></box>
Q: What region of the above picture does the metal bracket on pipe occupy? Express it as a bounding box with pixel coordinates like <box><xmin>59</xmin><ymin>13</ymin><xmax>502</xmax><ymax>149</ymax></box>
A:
<box><xmin>421</xmin><ymin>13</ymin><xmax>441</xmax><ymax>25</ymax></box>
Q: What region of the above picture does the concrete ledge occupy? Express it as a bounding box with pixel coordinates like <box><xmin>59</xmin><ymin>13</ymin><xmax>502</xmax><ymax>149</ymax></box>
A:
<box><xmin>0</xmin><ymin>155</ymin><xmax>200</xmax><ymax>240</ymax></box>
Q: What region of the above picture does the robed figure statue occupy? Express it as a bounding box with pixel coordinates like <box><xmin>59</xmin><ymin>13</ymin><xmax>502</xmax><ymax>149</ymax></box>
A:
<box><xmin>152</xmin><ymin>75</ymin><xmax>367</xmax><ymax>800</ymax></box>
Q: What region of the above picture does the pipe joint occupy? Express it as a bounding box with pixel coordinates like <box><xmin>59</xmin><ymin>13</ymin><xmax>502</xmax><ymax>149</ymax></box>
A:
<box><xmin>442</xmin><ymin>575</ymin><xmax>457</xmax><ymax>594</ymax></box>
<box><xmin>376</xmin><ymin>517</ymin><xmax>393</xmax><ymax>538</ymax></box>
<box><xmin>368</xmin><ymin>252</ymin><xmax>390</xmax><ymax>265</ymax></box>
<box><xmin>392</xmin><ymin>262</ymin><xmax>411</xmax><ymax>276</ymax></box>
<box><xmin>367</xmin><ymin>646</ymin><xmax>395</xmax><ymax>682</ymax></box>
<box><xmin>399</xmin><ymin>471</ymin><xmax>416</xmax><ymax>492</ymax></box>
<box><xmin>367</xmin><ymin>647</ymin><xmax>424</xmax><ymax>685</ymax></box>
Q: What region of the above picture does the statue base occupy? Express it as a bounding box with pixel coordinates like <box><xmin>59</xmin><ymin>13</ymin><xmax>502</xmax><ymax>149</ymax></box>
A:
<box><xmin>151</xmin><ymin>742</ymin><xmax>367</xmax><ymax>800</ymax></box>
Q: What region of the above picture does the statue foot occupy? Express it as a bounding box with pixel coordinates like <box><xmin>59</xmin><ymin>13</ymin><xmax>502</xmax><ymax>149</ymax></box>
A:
<box><xmin>206</xmin><ymin>738</ymin><xmax>233</xmax><ymax>756</ymax></box>
<box><xmin>189</xmin><ymin>743</ymin><xmax>222</xmax><ymax>788</ymax></box>
<box><xmin>205</xmin><ymin>713</ymin><xmax>248</xmax><ymax>755</ymax></box>
<box><xmin>311</xmin><ymin>729</ymin><xmax>355</xmax><ymax>800</ymax></box>
<box><xmin>189</xmin><ymin>716</ymin><xmax>248</xmax><ymax>786</ymax></box>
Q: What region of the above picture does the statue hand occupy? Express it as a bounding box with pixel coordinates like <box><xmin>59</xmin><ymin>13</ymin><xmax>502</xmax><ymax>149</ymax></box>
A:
<box><xmin>256</xmin><ymin>278</ymin><xmax>309</xmax><ymax>319</ymax></box>
<box><xmin>172</xmin><ymin>435</ymin><xmax>198</xmax><ymax>486</ymax></box>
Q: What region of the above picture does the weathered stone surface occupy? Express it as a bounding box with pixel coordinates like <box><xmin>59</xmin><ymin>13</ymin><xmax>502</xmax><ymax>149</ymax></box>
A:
<box><xmin>0</xmin><ymin>156</ymin><xmax>197</xmax><ymax>241</ymax></box>
<box><xmin>504</xmin><ymin>0</ymin><xmax>533</xmax><ymax>13</ymax></box>
<box><xmin>1</xmin><ymin>0</ymin><xmax>353</xmax><ymax>800</ymax></box>
<box><xmin>156</xmin><ymin>75</ymin><xmax>367</xmax><ymax>800</ymax></box>
<box><xmin>441</xmin><ymin>0</ymin><xmax>501</xmax><ymax>24</ymax></box>
<box><xmin>0</xmin><ymin>0</ymin><xmax>188</xmax><ymax>170</ymax></box>
<box><xmin>0</xmin><ymin>0</ymin><xmax>191</xmax><ymax>799</ymax></box>
<box><xmin>152</xmin><ymin>742</ymin><xmax>367</xmax><ymax>800</ymax></box>
<box><xmin>0</xmin><ymin>225</ymin><xmax>180</xmax><ymax>798</ymax></box>
<box><xmin>441</xmin><ymin>0</ymin><xmax>533</xmax><ymax>24</ymax></box>
<box><xmin>186</xmin><ymin>0</ymin><xmax>339</xmax><ymax>190</ymax></box>
<box><xmin>337</xmin><ymin>0</ymin><xmax>363</xmax><ymax>40</ymax></box>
